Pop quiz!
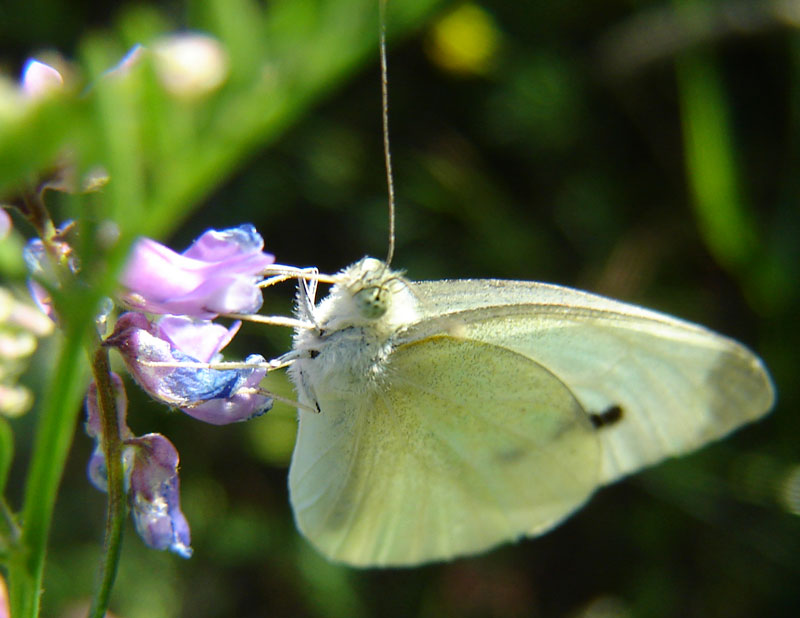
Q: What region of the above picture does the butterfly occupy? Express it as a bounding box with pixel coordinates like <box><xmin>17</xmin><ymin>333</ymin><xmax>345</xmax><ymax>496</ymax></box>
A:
<box><xmin>283</xmin><ymin>256</ymin><xmax>774</xmax><ymax>567</ymax></box>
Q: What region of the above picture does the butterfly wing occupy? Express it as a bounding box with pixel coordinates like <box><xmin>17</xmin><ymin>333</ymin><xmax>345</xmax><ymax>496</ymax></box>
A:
<box><xmin>289</xmin><ymin>335</ymin><xmax>600</xmax><ymax>567</ymax></box>
<box><xmin>408</xmin><ymin>279</ymin><xmax>775</xmax><ymax>483</ymax></box>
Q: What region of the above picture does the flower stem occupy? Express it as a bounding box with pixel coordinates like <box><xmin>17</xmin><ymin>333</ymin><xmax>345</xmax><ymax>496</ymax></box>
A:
<box><xmin>87</xmin><ymin>343</ymin><xmax>127</xmax><ymax>618</ymax></box>
<box><xmin>20</xmin><ymin>190</ymin><xmax>55</xmax><ymax>243</ymax></box>
<box><xmin>0</xmin><ymin>496</ymin><xmax>21</xmax><ymax>539</ymax></box>
<box><xmin>0</xmin><ymin>496</ymin><xmax>21</xmax><ymax>562</ymax></box>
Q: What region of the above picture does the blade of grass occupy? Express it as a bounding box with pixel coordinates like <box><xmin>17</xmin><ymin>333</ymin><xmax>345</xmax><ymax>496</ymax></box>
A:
<box><xmin>8</xmin><ymin>323</ymin><xmax>90</xmax><ymax>618</ymax></box>
<box><xmin>675</xmin><ymin>50</ymin><xmax>757</xmax><ymax>271</ymax></box>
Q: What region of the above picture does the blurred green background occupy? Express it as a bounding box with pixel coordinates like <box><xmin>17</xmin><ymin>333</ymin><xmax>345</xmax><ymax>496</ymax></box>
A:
<box><xmin>1</xmin><ymin>0</ymin><xmax>799</xmax><ymax>616</ymax></box>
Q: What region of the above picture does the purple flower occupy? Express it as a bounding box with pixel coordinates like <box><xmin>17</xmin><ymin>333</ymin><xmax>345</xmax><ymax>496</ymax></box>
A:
<box><xmin>86</xmin><ymin>443</ymin><xmax>118</xmax><ymax>494</ymax></box>
<box><xmin>127</xmin><ymin>433</ymin><xmax>192</xmax><ymax>558</ymax></box>
<box><xmin>105</xmin><ymin>312</ymin><xmax>272</xmax><ymax>424</ymax></box>
<box><xmin>85</xmin><ymin>374</ymin><xmax>192</xmax><ymax>557</ymax></box>
<box><xmin>85</xmin><ymin>373</ymin><xmax>133</xmax><ymax>441</ymax></box>
<box><xmin>157</xmin><ymin>314</ymin><xmax>239</xmax><ymax>363</ymax></box>
<box><xmin>120</xmin><ymin>225</ymin><xmax>275</xmax><ymax>319</ymax></box>
<box><xmin>179</xmin><ymin>354</ymin><xmax>269</xmax><ymax>424</ymax></box>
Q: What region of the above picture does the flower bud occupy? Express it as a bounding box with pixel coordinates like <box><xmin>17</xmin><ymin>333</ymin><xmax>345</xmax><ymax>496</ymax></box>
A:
<box><xmin>127</xmin><ymin>433</ymin><xmax>192</xmax><ymax>558</ymax></box>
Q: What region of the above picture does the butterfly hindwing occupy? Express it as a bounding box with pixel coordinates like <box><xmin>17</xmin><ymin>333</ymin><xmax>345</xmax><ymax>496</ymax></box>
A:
<box><xmin>289</xmin><ymin>335</ymin><xmax>601</xmax><ymax>566</ymax></box>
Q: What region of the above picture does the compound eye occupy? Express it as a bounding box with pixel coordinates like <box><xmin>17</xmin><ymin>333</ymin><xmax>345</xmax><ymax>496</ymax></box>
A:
<box><xmin>354</xmin><ymin>285</ymin><xmax>389</xmax><ymax>319</ymax></box>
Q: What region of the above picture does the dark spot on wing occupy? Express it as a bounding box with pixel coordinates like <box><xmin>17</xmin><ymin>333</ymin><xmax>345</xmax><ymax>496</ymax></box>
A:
<box><xmin>309</xmin><ymin>349</ymin><xmax>320</xmax><ymax>359</ymax></box>
<box><xmin>589</xmin><ymin>404</ymin><xmax>624</xmax><ymax>429</ymax></box>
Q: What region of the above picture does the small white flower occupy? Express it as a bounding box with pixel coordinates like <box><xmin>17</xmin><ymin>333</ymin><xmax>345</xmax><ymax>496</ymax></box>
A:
<box><xmin>152</xmin><ymin>33</ymin><xmax>229</xmax><ymax>99</ymax></box>
<box><xmin>0</xmin><ymin>58</ymin><xmax>64</xmax><ymax>121</ymax></box>
<box><xmin>20</xmin><ymin>59</ymin><xmax>64</xmax><ymax>98</ymax></box>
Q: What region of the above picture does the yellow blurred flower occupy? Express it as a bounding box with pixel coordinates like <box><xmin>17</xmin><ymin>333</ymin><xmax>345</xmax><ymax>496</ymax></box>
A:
<box><xmin>426</xmin><ymin>3</ymin><xmax>501</xmax><ymax>76</ymax></box>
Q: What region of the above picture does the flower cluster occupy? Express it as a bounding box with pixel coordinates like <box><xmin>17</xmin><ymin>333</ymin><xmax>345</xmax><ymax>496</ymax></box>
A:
<box><xmin>110</xmin><ymin>225</ymin><xmax>275</xmax><ymax>424</ymax></box>
<box><xmin>13</xmin><ymin>34</ymin><xmax>269</xmax><ymax>560</ymax></box>
<box><xmin>98</xmin><ymin>225</ymin><xmax>274</xmax><ymax>556</ymax></box>
<box><xmin>25</xmin><ymin>224</ymin><xmax>276</xmax><ymax>557</ymax></box>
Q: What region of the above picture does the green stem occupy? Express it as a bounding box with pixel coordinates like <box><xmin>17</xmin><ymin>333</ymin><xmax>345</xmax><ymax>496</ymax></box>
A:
<box><xmin>87</xmin><ymin>344</ymin><xmax>127</xmax><ymax>618</ymax></box>
<box><xmin>8</xmin><ymin>323</ymin><xmax>89</xmax><ymax>618</ymax></box>
<box><xmin>0</xmin><ymin>416</ymin><xmax>13</xmax><ymax>497</ymax></box>
<box><xmin>0</xmin><ymin>497</ymin><xmax>21</xmax><ymax>562</ymax></box>
<box><xmin>0</xmin><ymin>497</ymin><xmax>21</xmax><ymax>541</ymax></box>
<box><xmin>0</xmin><ymin>418</ymin><xmax>14</xmax><ymax>559</ymax></box>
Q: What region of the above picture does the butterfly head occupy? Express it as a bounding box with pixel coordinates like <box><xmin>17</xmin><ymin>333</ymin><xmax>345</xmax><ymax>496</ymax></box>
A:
<box><xmin>348</xmin><ymin>257</ymin><xmax>395</xmax><ymax>320</ymax></box>
<box><xmin>311</xmin><ymin>257</ymin><xmax>419</xmax><ymax>335</ymax></box>
<box><xmin>354</xmin><ymin>283</ymin><xmax>390</xmax><ymax>319</ymax></box>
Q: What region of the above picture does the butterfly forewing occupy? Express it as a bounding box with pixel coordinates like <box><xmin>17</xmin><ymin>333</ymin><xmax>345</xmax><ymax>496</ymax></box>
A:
<box><xmin>406</xmin><ymin>280</ymin><xmax>775</xmax><ymax>483</ymax></box>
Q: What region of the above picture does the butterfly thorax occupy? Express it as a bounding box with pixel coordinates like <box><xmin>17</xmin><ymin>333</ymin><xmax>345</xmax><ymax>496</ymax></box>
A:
<box><xmin>289</xmin><ymin>257</ymin><xmax>420</xmax><ymax>409</ymax></box>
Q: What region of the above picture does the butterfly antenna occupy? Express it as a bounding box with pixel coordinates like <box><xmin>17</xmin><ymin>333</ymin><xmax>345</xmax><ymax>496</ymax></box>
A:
<box><xmin>379</xmin><ymin>0</ymin><xmax>396</xmax><ymax>267</ymax></box>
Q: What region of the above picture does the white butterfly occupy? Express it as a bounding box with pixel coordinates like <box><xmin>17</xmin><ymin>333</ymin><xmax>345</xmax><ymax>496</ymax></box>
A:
<box><xmin>284</xmin><ymin>257</ymin><xmax>774</xmax><ymax>567</ymax></box>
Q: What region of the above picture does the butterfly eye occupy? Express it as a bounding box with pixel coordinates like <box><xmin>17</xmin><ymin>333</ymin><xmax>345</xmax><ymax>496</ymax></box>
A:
<box><xmin>354</xmin><ymin>285</ymin><xmax>389</xmax><ymax>319</ymax></box>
